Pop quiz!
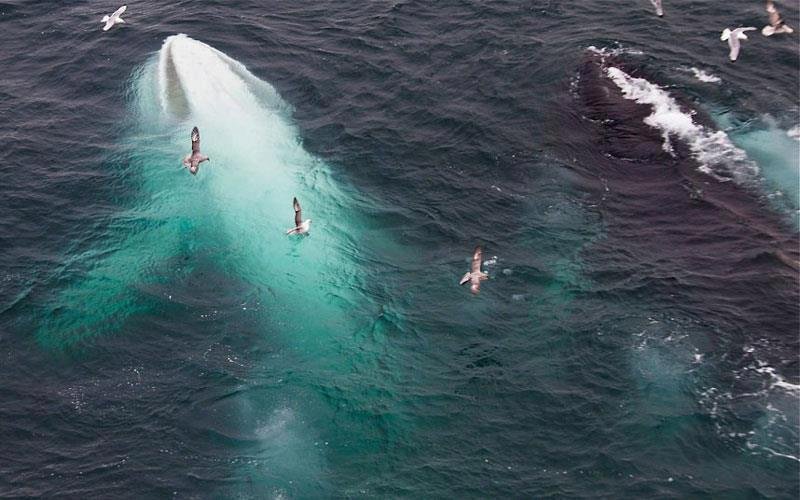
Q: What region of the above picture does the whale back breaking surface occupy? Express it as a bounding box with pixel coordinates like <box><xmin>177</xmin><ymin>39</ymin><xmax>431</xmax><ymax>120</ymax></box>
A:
<box><xmin>576</xmin><ymin>51</ymin><xmax>671</xmax><ymax>162</ymax></box>
<box><xmin>156</xmin><ymin>38</ymin><xmax>190</xmax><ymax>120</ymax></box>
<box><xmin>573</xmin><ymin>49</ymin><xmax>796</xmax><ymax>231</ymax></box>
<box><xmin>560</xmin><ymin>47</ymin><xmax>800</xmax><ymax>471</ymax></box>
<box><xmin>568</xmin><ymin>47</ymin><xmax>799</xmax><ymax>363</ymax></box>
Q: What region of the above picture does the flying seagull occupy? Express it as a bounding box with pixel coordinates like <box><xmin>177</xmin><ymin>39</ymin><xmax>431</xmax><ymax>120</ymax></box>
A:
<box><xmin>650</xmin><ymin>0</ymin><xmax>664</xmax><ymax>17</ymax></box>
<box><xmin>720</xmin><ymin>27</ymin><xmax>756</xmax><ymax>62</ymax></box>
<box><xmin>286</xmin><ymin>197</ymin><xmax>311</xmax><ymax>235</ymax></box>
<box><xmin>459</xmin><ymin>246</ymin><xmax>489</xmax><ymax>295</ymax></box>
<box><xmin>101</xmin><ymin>5</ymin><xmax>126</xmax><ymax>31</ymax></box>
<box><xmin>762</xmin><ymin>0</ymin><xmax>794</xmax><ymax>36</ymax></box>
<box><xmin>182</xmin><ymin>127</ymin><xmax>210</xmax><ymax>175</ymax></box>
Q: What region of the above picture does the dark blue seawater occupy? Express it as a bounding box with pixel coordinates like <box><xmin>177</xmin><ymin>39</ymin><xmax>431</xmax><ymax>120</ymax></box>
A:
<box><xmin>1</xmin><ymin>0</ymin><xmax>798</xmax><ymax>497</ymax></box>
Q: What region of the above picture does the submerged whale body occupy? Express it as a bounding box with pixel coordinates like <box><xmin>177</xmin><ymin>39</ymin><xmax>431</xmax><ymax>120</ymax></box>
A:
<box><xmin>37</xmin><ymin>34</ymin><xmax>339</xmax><ymax>348</ymax></box>
<box><xmin>576</xmin><ymin>49</ymin><xmax>726</xmax><ymax>166</ymax></box>
<box><xmin>577</xmin><ymin>52</ymin><xmax>671</xmax><ymax>162</ymax></box>
<box><xmin>577</xmin><ymin>49</ymin><xmax>767</xmax><ymax>187</ymax></box>
<box><xmin>35</xmin><ymin>33</ymin><xmax>393</xmax><ymax>495</ymax></box>
<box><xmin>581</xmin><ymin>47</ymin><xmax>799</xmax><ymax>252</ymax></box>
<box><xmin>567</xmin><ymin>47</ymin><xmax>799</xmax><ymax>464</ymax></box>
<box><xmin>573</xmin><ymin>48</ymin><xmax>798</xmax><ymax>266</ymax></box>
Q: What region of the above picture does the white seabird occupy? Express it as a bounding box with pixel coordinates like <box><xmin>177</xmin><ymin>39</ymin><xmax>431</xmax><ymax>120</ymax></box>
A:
<box><xmin>286</xmin><ymin>197</ymin><xmax>311</xmax><ymax>235</ymax></box>
<box><xmin>459</xmin><ymin>246</ymin><xmax>489</xmax><ymax>295</ymax></box>
<box><xmin>650</xmin><ymin>0</ymin><xmax>664</xmax><ymax>17</ymax></box>
<box><xmin>762</xmin><ymin>0</ymin><xmax>794</xmax><ymax>36</ymax></box>
<box><xmin>101</xmin><ymin>5</ymin><xmax>126</xmax><ymax>32</ymax></box>
<box><xmin>182</xmin><ymin>126</ymin><xmax>210</xmax><ymax>175</ymax></box>
<box><xmin>720</xmin><ymin>27</ymin><xmax>756</xmax><ymax>62</ymax></box>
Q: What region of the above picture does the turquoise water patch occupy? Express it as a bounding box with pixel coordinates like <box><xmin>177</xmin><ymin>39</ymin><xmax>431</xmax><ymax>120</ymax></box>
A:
<box><xmin>714</xmin><ymin>112</ymin><xmax>800</xmax><ymax>219</ymax></box>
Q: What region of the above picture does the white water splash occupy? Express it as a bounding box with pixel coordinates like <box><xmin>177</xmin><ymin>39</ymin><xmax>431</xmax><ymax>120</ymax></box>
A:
<box><xmin>688</xmin><ymin>67</ymin><xmax>722</xmax><ymax>84</ymax></box>
<box><xmin>605</xmin><ymin>66</ymin><xmax>759</xmax><ymax>184</ymax></box>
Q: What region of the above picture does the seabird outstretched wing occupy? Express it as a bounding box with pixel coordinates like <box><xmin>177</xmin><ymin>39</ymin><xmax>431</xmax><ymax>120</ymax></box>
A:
<box><xmin>650</xmin><ymin>0</ymin><xmax>663</xmax><ymax>17</ymax></box>
<box><xmin>191</xmin><ymin>127</ymin><xmax>200</xmax><ymax>153</ymax></box>
<box><xmin>112</xmin><ymin>5</ymin><xmax>127</xmax><ymax>18</ymax></box>
<box><xmin>764</xmin><ymin>1</ymin><xmax>793</xmax><ymax>35</ymax></box>
<box><xmin>293</xmin><ymin>197</ymin><xmax>302</xmax><ymax>227</ymax></box>
<box><xmin>767</xmin><ymin>1</ymin><xmax>779</xmax><ymax>24</ymax></box>
<box><xmin>471</xmin><ymin>246</ymin><xmax>482</xmax><ymax>274</ymax></box>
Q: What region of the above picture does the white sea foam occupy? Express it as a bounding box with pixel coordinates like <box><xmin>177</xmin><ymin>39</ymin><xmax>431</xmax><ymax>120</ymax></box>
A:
<box><xmin>753</xmin><ymin>361</ymin><xmax>800</xmax><ymax>392</ymax></box>
<box><xmin>605</xmin><ymin>66</ymin><xmax>759</xmax><ymax>184</ymax></box>
<box><xmin>587</xmin><ymin>45</ymin><xmax>644</xmax><ymax>58</ymax></box>
<box><xmin>754</xmin><ymin>445</ymin><xmax>800</xmax><ymax>462</ymax></box>
<box><xmin>745</xmin><ymin>400</ymin><xmax>800</xmax><ymax>463</ymax></box>
<box><xmin>688</xmin><ymin>67</ymin><xmax>721</xmax><ymax>84</ymax></box>
<box><xmin>787</xmin><ymin>125</ymin><xmax>800</xmax><ymax>141</ymax></box>
<box><xmin>698</xmin><ymin>345</ymin><xmax>800</xmax><ymax>463</ymax></box>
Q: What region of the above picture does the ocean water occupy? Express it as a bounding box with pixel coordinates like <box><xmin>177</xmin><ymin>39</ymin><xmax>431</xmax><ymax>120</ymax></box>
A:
<box><xmin>0</xmin><ymin>0</ymin><xmax>798</xmax><ymax>497</ymax></box>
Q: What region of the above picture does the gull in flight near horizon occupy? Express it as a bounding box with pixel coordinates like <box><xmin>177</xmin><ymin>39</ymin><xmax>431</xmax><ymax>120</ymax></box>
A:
<box><xmin>650</xmin><ymin>0</ymin><xmax>664</xmax><ymax>17</ymax></box>
<box><xmin>459</xmin><ymin>246</ymin><xmax>489</xmax><ymax>295</ymax></box>
<box><xmin>720</xmin><ymin>27</ymin><xmax>756</xmax><ymax>62</ymax></box>
<box><xmin>182</xmin><ymin>127</ymin><xmax>210</xmax><ymax>175</ymax></box>
<box><xmin>286</xmin><ymin>197</ymin><xmax>311</xmax><ymax>235</ymax></box>
<box><xmin>762</xmin><ymin>0</ymin><xmax>794</xmax><ymax>36</ymax></box>
<box><xmin>101</xmin><ymin>5</ymin><xmax>126</xmax><ymax>31</ymax></box>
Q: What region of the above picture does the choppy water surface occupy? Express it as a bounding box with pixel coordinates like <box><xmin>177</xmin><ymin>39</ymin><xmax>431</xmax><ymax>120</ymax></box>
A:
<box><xmin>0</xmin><ymin>0</ymin><xmax>798</xmax><ymax>497</ymax></box>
